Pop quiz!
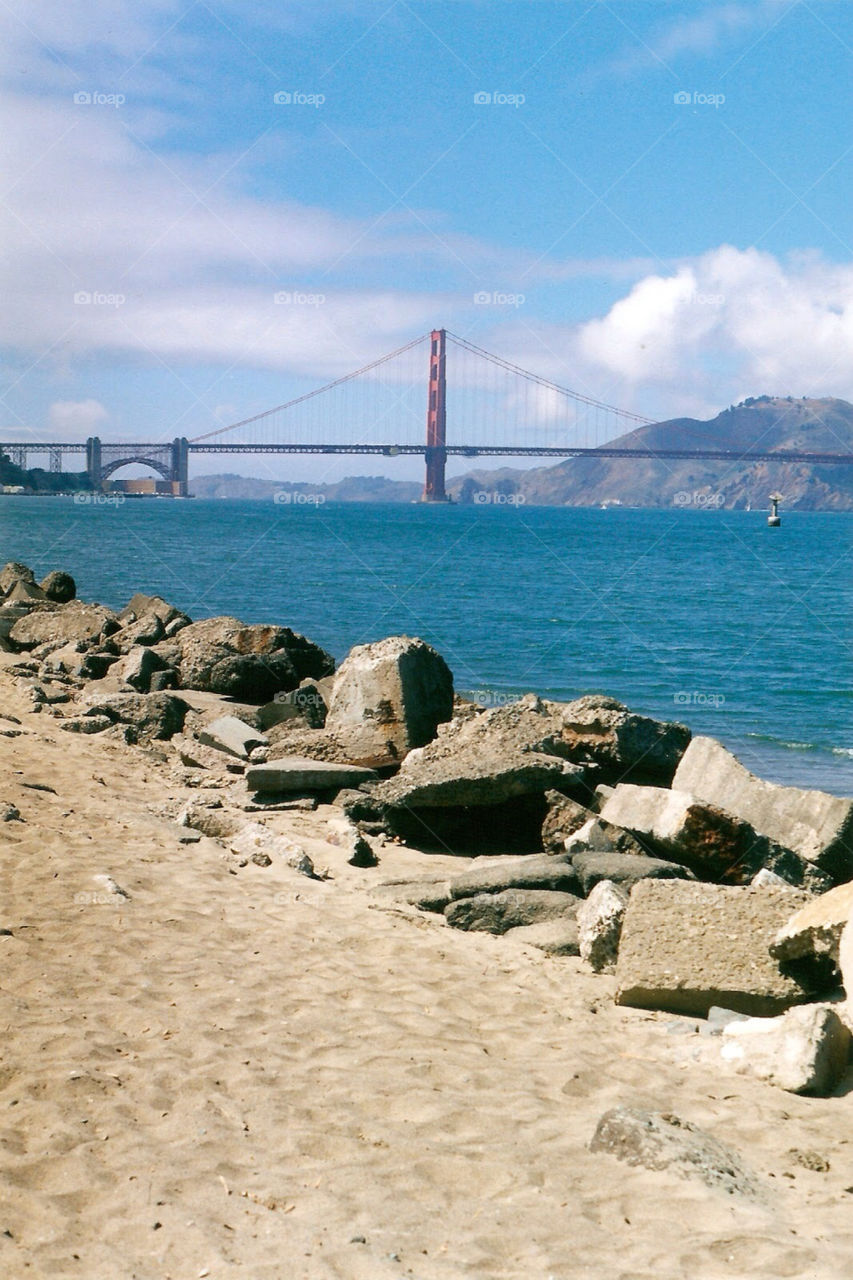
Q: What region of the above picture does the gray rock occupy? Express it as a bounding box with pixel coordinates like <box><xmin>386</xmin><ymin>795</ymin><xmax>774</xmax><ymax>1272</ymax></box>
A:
<box><xmin>1</xmin><ymin>804</ymin><xmax>22</xmax><ymax>822</ymax></box>
<box><xmin>5</xmin><ymin>579</ymin><xmax>46</xmax><ymax>605</ymax></box>
<box><xmin>448</xmin><ymin>853</ymin><xmax>580</xmax><ymax>900</ymax></box>
<box><xmin>600</xmin><ymin>784</ymin><xmax>826</xmax><ymax>889</ymax></box>
<box><xmin>118</xmin><ymin>613</ymin><xmax>165</xmax><ymax>649</ymax></box>
<box><xmin>571</xmin><ymin>850</ymin><xmax>692</xmax><ymax>896</ymax></box>
<box><xmin>771</xmin><ymin>882</ymin><xmax>853</xmax><ymax>965</ymax></box>
<box><xmin>589</xmin><ymin>1108</ymin><xmax>760</xmax><ymax>1197</ymax></box>
<box><xmin>83</xmin><ymin>692</ymin><xmax>189</xmax><ymax>740</ymax></box>
<box><xmin>503</xmin><ymin>918</ymin><xmax>580</xmax><ymax>955</ymax></box>
<box><xmin>720</xmin><ymin>1003</ymin><xmax>851</xmax><ymax>1095</ymax></box>
<box><xmin>444</xmin><ymin>888</ymin><xmax>581</xmax><ymax>935</ymax></box>
<box><xmin>0</xmin><ymin>561</ymin><xmax>35</xmax><ymax>594</ymax></box>
<box><xmin>325</xmin><ymin>635</ymin><xmax>453</xmax><ymax>765</ymax></box>
<box><xmin>541</xmin><ymin>790</ymin><xmax>592</xmax><ymax>853</ymax></box>
<box><xmin>176</xmin><ymin>801</ymin><xmax>241</xmax><ymax>840</ymax></box>
<box><xmin>701</xmin><ymin>1007</ymin><xmax>750</xmax><ymax>1037</ymax></box>
<box><xmin>370</xmin><ymin>876</ymin><xmax>452</xmax><ymax>912</ymax></box>
<box><xmin>119</xmin><ymin>646</ymin><xmax>167</xmax><ymax>692</ymax></box>
<box><xmin>148</xmin><ymin>669</ymin><xmax>178</xmax><ymax>692</ymax></box>
<box><xmin>615</xmin><ymin>880</ymin><xmax>816</xmax><ymax>1017</ymax></box>
<box><xmin>246</xmin><ymin>757</ymin><xmax>377</xmax><ymax>794</ymax></box>
<box><xmin>198</xmin><ymin>715</ymin><xmax>268</xmax><ymax>760</ymax></box>
<box><xmin>258</xmin><ymin>680</ymin><xmax>328</xmax><ymax>731</ymax></box>
<box><xmin>172</xmin><ymin>734</ymin><xmax>243</xmax><ymax>773</ymax></box>
<box><xmin>561</xmin><ymin>694</ymin><xmax>691</xmax><ymax>785</ymax></box>
<box><xmin>564</xmin><ymin>816</ymin><xmax>651</xmax><ymax>858</ymax></box>
<box><xmin>39</xmin><ymin>570</ymin><xmax>76</xmax><ymax>603</ymax></box>
<box><xmin>577</xmin><ymin>880</ymin><xmax>628</xmax><ymax>972</ymax></box>
<box><xmin>9</xmin><ymin>602</ymin><xmax>118</xmax><ymax>651</ymax></box>
<box><xmin>119</xmin><ymin>593</ymin><xmax>186</xmax><ymax>627</ymax></box>
<box><xmin>673</xmin><ymin>735</ymin><xmax>853</xmax><ymax>882</ymax></box>
<box><xmin>171</xmin><ymin>615</ymin><xmax>334</xmax><ymax>702</ymax></box>
<box><xmin>60</xmin><ymin>714</ymin><xmax>113</xmax><ymax>734</ymax></box>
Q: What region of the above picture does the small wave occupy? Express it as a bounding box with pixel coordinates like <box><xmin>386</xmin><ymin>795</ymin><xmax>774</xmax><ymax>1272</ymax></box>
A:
<box><xmin>745</xmin><ymin>732</ymin><xmax>851</xmax><ymax>758</ymax></box>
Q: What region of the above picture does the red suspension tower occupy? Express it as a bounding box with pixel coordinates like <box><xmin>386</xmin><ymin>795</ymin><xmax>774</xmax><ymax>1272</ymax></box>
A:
<box><xmin>423</xmin><ymin>328</ymin><xmax>448</xmax><ymax>502</ymax></box>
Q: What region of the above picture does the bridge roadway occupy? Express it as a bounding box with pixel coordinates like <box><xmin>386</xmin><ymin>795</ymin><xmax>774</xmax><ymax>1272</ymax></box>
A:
<box><xmin>5</xmin><ymin>442</ymin><xmax>850</xmax><ymax>464</ymax></box>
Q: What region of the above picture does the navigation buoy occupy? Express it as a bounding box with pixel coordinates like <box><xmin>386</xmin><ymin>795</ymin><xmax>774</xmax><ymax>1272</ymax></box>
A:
<box><xmin>768</xmin><ymin>493</ymin><xmax>782</xmax><ymax>527</ymax></box>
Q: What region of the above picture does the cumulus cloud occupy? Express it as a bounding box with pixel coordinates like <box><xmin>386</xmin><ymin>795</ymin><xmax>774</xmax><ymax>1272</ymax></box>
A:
<box><xmin>48</xmin><ymin>398</ymin><xmax>109</xmax><ymax>433</ymax></box>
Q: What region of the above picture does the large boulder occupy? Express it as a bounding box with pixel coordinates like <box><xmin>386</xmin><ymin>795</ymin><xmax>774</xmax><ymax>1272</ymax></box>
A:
<box><xmin>615</xmin><ymin>880</ymin><xmax>817</xmax><ymax>1017</ymax></box>
<box><xmin>39</xmin><ymin>570</ymin><xmax>76</xmax><ymax>603</ymax></box>
<box><xmin>9</xmin><ymin>601</ymin><xmax>118</xmax><ymax>651</ymax></box>
<box><xmin>719</xmin><ymin>1003</ymin><xmax>851</xmax><ymax>1096</ymax></box>
<box><xmin>83</xmin><ymin>692</ymin><xmax>189</xmax><ymax>740</ymax></box>
<box><xmin>0</xmin><ymin>561</ymin><xmax>35</xmax><ymax>594</ymax></box>
<box><xmin>570</xmin><ymin>850</ymin><xmax>692</xmax><ymax>896</ymax></box>
<box><xmin>771</xmin><ymin>882</ymin><xmax>853</xmax><ymax>965</ymax></box>
<box><xmin>448</xmin><ymin>853</ymin><xmax>580</xmax><ymax>900</ymax></box>
<box><xmin>560</xmin><ymin>695</ymin><xmax>690</xmax><ymax>785</ymax></box>
<box><xmin>541</xmin><ymin>790</ymin><xmax>593</xmax><ymax>852</ymax></box>
<box><xmin>325</xmin><ymin>635</ymin><xmax>453</xmax><ymax>765</ymax></box>
<box><xmin>673</xmin><ymin>736</ymin><xmax>853</xmax><ymax>882</ymax></box>
<box><xmin>169</xmin><ymin>616</ymin><xmax>334</xmax><ymax>702</ymax></box>
<box><xmin>600</xmin><ymin>784</ymin><xmax>827</xmax><ymax>889</ymax></box>
<box><xmin>371</xmin><ymin>694</ymin><xmax>588</xmax><ymax>853</ymax></box>
<box><xmin>444</xmin><ymin>889</ymin><xmax>581</xmax><ymax>935</ymax></box>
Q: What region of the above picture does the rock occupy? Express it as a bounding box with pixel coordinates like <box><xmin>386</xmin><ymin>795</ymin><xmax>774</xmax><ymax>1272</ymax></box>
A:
<box><xmin>771</xmin><ymin>882</ymin><xmax>853</xmax><ymax>966</ymax></box>
<box><xmin>148</xmin><ymin>669</ymin><xmax>178</xmax><ymax>692</ymax></box>
<box><xmin>444</xmin><ymin>889</ymin><xmax>581</xmax><ymax>936</ymax></box>
<box><xmin>1</xmin><ymin>804</ymin><xmax>22</xmax><ymax>821</ymax></box>
<box><xmin>246</xmin><ymin>757</ymin><xmax>377</xmax><ymax>794</ymax></box>
<box><xmin>60</xmin><ymin>714</ymin><xmax>113</xmax><ymax>734</ymax></box>
<box><xmin>198</xmin><ymin>715</ymin><xmax>268</xmax><ymax>760</ymax></box>
<box><xmin>448</xmin><ymin>854</ymin><xmax>580</xmax><ymax>900</ymax></box>
<box><xmin>117</xmin><ymin>613</ymin><xmax>165</xmax><ymax>649</ymax></box>
<box><xmin>1</xmin><ymin>562</ymin><xmax>36</xmax><ymax>594</ymax></box>
<box><xmin>79</xmin><ymin>650</ymin><xmax>121</xmax><ymax>680</ymax></box>
<box><xmin>9</xmin><ymin>601</ymin><xmax>118</xmax><ymax>651</ymax></box>
<box><xmin>720</xmin><ymin>1003</ymin><xmax>851</xmax><ymax>1096</ymax></box>
<box><xmin>83</xmin><ymin>692</ymin><xmax>189</xmax><ymax>740</ymax></box>
<box><xmin>5</xmin><ymin>578</ymin><xmax>46</xmax><ymax>604</ymax></box>
<box><xmin>589</xmin><ymin>1108</ymin><xmax>760</xmax><ymax>1197</ymax></box>
<box><xmin>616</xmin><ymin>880</ymin><xmax>819</xmax><ymax>1017</ymax></box>
<box><xmin>600</xmin><ymin>784</ymin><xmax>826</xmax><ymax>889</ymax></box>
<box><xmin>348</xmin><ymin>832</ymin><xmax>377</xmax><ymax>868</ymax></box>
<box><xmin>702</xmin><ymin>1006</ymin><xmax>750</xmax><ymax>1037</ymax></box>
<box><xmin>673</xmin><ymin>736</ymin><xmax>853</xmax><ymax>882</ymax></box>
<box><xmin>839</xmin><ymin>916</ymin><xmax>853</xmax><ymax>1002</ymax></box>
<box><xmin>325</xmin><ymin>635</ymin><xmax>453</xmax><ymax>764</ymax></box>
<box><xmin>541</xmin><ymin>790</ymin><xmax>592</xmax><ymax>852</ymax></box>
<box><xmin>119</xmin><ymin>646</ymin><xmax>168</xmax><ymax>692</ymax></box>
<box><xmin>119</xmin><ymin>593</ymin><xmax>187</xmax><ymax>626</ymax></box>
<box><xmin>259</xmin><ymin>680</ymin><xmax>328</xmax><ymax>731</ymax></box>
<box><xmin>752</xmin><ymin>868</ymin><xmax>798</xmax><ymax>889</ymax></box>
<box><xmin>229</xmin><ymin>821</ymin><xmax>307</xmax><ymax>864</ymax></box>
<box><xmin>39</xmin><ymin>571</ymin><xmax>76</xmax><ymax>603</ymax></box>
<box><xmin>172</xmin><ymin>734</ymin><xmax>243</xmax><ymax>773</ymax></box>
<box><xmin>176</xmin><ymin>801</ymin><xmax>241</xmax><ymax>840</ymax></box>
<box><xmin>171</xmin><ymin>615</ymin><xmax>334</xmax><ymax>702</ymax></box>
<box><xmin>370</xmin><ymin>876</ymin><xmax>452</xmax><ymax>912</ymax></box>
<box><xmin>564</xmin><ymin>816</ymin><xmax>651</xmax><ymax>858</ymax></box>
<box><xmin>560</xmin><ymin>695</ymin><xmax>691</xmax><ymax>785</ymax></box>
<box><xmin>577</xmin><ymin>880</ymin><xmax>629</xmax><ymax>973</ymax></box>
<box><xmin>570</xmin><ymin>851</ymin><xmax>692</xmax><ymax>896</ymax></box>
<box><xmin>41</xmin><ymin>642</ymin><xmax>87</xmax><ymax>677</ymax></box>
<box><xmin>504</xmin><ymin>918</ymin><xmax>580</xmax><ymax>955</ymax></box>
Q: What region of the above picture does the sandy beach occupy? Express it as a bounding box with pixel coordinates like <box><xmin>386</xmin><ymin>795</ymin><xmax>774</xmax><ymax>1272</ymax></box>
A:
<box><xmin>2</xmin><ymin>661</ymin><xmax>852</xmax><ymax>1280</ymax></box>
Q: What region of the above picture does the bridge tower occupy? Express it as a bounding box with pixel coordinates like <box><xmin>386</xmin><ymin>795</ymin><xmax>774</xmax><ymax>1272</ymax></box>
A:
<box><xmin>423</xmin><ymin>328</ymin><xmax>448</xmax><ymax>502</ymax></box>
<box><xmin>85</xmin><ymin>437</ymin><xmax>102</xmax><ymax>489</ymax></box>
<box><xmin>171</xmin><ymin>437</ymin><xmax>189</xmax><ymax>496</ymax></box>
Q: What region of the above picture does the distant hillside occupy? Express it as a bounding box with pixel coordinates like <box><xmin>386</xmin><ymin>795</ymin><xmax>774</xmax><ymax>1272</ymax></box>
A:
<box><xmin>448</xmin><ymin>397</ymin><xmax>853</xmax><ymax>511</ymax></box>
<box><xmin>190</xmin><ymin>473</ymin><xmax>422</xmax><ymax>503</ymax></box>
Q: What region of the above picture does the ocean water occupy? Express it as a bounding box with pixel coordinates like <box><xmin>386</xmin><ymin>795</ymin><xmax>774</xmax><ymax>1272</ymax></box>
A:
<box><xmin>2</xmin><ymin>495</ymin><xmax>851</xmax><ymax>796</ymax></box>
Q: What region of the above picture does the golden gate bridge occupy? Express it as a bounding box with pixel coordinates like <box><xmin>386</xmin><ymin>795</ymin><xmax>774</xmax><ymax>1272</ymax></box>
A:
<box><xmin>3</xmin><ymin>329</ymin><xmax>852</xmax><ymax>498</ymax></box>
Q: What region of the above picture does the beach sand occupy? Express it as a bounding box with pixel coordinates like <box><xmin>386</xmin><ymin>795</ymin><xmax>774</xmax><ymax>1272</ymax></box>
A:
<box><xmin>1</xmin><ymin>664</ymin><xmax>851</xmax><ymax>1279</ymax></box>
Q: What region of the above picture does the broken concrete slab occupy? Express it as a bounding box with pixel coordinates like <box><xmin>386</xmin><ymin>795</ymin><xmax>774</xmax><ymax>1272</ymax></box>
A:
<box><xmin>560</xmin><ymin>694</ymin><xmax>691</xmax><ymax>785</ymax></box>
<box><xmin>673</xmin><ymin>735</ymin><xmax>853</xmax><ymax>882</ymax></box>
<box><xmin>577</xmin><ymin>879</ymin><xmax>628</xmax><ymax>973</ymax></box>
<box><xmin>503</xmin><ymin>918</ymin><xmax>580</xmax><ymax>956</ymax></box>
<box><xmin>615</xmin><ymin>880</ymin><xmax>816</xmax><ymax>1017</ymax></box>
<box><xmin>198</xmin><ymin>715</ymin><xmax>268</xmax><ymax>760</ymax></box>
<box><xmin>570</xmin><ymin>851</ymin><xmax>692</xmax><ymax>896</ymax></box>
<box><xmin>720</xmin><ymin>1003</ymin><xmax>851</xmax><ymax>1096</ymax></box>
<box><xmin>448</xmin><ymin>853</ymin><xmax>580</xmax><ymax>900</ymax></box>
<box><xmin>772</xmin><ymin>882</ymin><xmax>853</xmax><ymax>965</ymax></box>
<box><xmin>246</xmin><ymin>757</ymin><xmax>377</xmax><ymax>794</ymax></box>
<box><xmin>444</xmin><ymin>888</ymin><xmax>581</xmax><ymax>936</ymax></box>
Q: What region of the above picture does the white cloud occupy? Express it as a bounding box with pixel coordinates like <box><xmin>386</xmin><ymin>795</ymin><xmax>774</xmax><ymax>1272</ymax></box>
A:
<box><xmin>48</xmin><ymin>398</ymin><xmax>109</xmax><ymax>432</ymax></box>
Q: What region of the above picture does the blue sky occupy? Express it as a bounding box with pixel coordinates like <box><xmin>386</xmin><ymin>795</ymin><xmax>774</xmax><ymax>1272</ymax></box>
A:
<box><xmin>2</xmin><ymin>0</ymin><xmax>853</xmax><ymax>481</ymax></box>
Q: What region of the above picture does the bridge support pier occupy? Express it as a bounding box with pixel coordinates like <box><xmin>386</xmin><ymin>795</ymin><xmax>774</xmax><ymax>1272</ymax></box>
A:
<box><xmin>422</xmin><ymin>328</ymin><xmax>448</xmax><ymax>501</ymax></box>
<box><xmin>86</xmin><ymin>437</ymin><xmax>102</xmax><ymax>489</ymax></box>
<box><xmin>171</xmin><ymin>437</ymin><xmax>189</xmax><ymax>496</ymax></box>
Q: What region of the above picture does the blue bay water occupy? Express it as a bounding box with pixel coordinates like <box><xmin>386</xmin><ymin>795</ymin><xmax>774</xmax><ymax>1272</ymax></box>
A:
<box><xmin>2</xmin><ymin>496</ymin><xmax>851</xmax><ymax>796</ymax></box>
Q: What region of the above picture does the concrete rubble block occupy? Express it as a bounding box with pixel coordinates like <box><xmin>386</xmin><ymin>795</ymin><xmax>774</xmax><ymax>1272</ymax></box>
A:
<box><xmin>541</xmin><ymin>789</ymin><xmax>593</xmax><ymax>852</ymax></box>
<box><xmin>448</xmin><ymin>853</ymin><xmax>580</xmax><ymax>900</ymax></box>
<box><xmin>0</xmin><ymin>562</ymin><xmax>35</xmax><ymax>594</ymax></box>
<box><xmin>589</xmin><ymin>1108</ymin><xmax>760</xmax><ymax>1197</ymax></box>
<box><xmin>673</xmin><ymin>735</ymin><xmax>853</xmax><ymax>882</ymax></box>
<box><xmin>370</xmin><ymin>876</ymin><xmax>452</xmax><ymax>913</ymax></box>
<box><xmin>59</xmin><ymin>714</ymin><xmax>113</xmax><ymax>735</ymax></box>
<box><xmin>246</xmin><ymin>756</ymin><xmax>377</xmax><ymax>794</ymax></box>
<box><xmin>258</xmin><ymin>679</ymin><xmax>328</xmax><ymax>731</ymax></box>
<box><xmin>198</xmin><ymin>715</ymin><xmax>268</xmax><ymax>760</ymax></box>
<box><xmin>326</xmin><ymin>635</ymin><xmax>454</xmax><ymax>763</ymax></box>
<box><xmin>564</xmin><ymin>815</ymin><xmax>651</xmax><ymax>858</ymax></box>
<box><xmin>560</xmin><ymin>694</ymin><xmax>691</xmax><ymax>785</ymax></box>
<box><xmin>119</xmin><ymin>593</ymin><xmax>186</xmax><ymax>627</ymax></box>
<box><xmin>5</xmin><ymin>579</ymin><xmax>46</xmax><ymax>605</ymax></box>
<box><xmin>9</xmin><ymin>602</ymin><xmax>118</xmax><ymax>651</ymax></box>
<box><xmin>577</xmin><ymin>879</ymin><xmax>629</xmax><ymax>973</ymax></box>
<box><xmin>615</xmin><ymin>880</ymin><xmax>816</xmax><ymax>1017</ymax></box>
<box><xmin>772</xmin><ymin>881</ymin><xmax>853</xmax><ymax>966</ymax></box>
<box><xmin>117</xmin><ymin>613</ymin><xmax>165</xmax><ymax>649</ymax></box>
<box><xmin>600</xmin><ymin>783</ymin><xmax>826</xmax><ymax>889</ymax></box>
<box><xmin>228</xmin><ymin>821</ymin><xmax>307</xmax><ymax>863</ymax></box>
<box><xmin>82</xmin><ymin>692</ymin><xmax>189</xmax><ymax>740</ymax></box>
<box><xmin>172</xmin><ymin>615</ymin><xmax>334</xmax><ymax>702</ymax></box>
<box><xmin>444</xmin><ymin>888</ymin><xmax>581</xmax><ymax>936</ymax></box>
<box><xmin>119</xmin><ymin>645</ymin><xmax>167</xmax><ymax>693</ymax></box>
<box><xmin>570</xmin><ymin>851</ymin><xmax>692</xmax><ymax>896</ymax></box>
<box><xmin>503</xmin><ymin>918</ymin><xmax>580</xmax><ymax>955</ymax></box>
<box><xmin>171</xmin><ymin>734</ymin><xmax>243</xmax><ymax>773</ymax></box>
<box><xmin>720</xmin><ymin>1003</ymin><xmax>851</xmax><ymax>1096</ymax></box>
